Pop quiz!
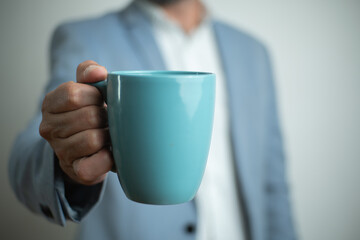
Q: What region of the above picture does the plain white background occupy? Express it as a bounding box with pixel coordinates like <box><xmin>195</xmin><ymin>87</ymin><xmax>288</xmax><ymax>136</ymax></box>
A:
<box><xmin>0</xmin><ymin>0</ymin><xmax>359</xmax><ymax>239</ymax></box>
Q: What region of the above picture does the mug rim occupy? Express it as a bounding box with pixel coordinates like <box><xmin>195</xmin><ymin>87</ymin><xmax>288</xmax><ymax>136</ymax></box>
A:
<box><xmin>108</xmin><ymin>70</ymin><xmax>215</xmax><ymax>78</ymax></box>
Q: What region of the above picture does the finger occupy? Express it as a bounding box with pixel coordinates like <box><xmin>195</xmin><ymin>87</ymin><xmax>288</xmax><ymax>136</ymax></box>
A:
<box><xmin>47</xmin><ymin>105</ymin><xmax>108</xmax><ymax>138</ymax></box>
<box><xmin>43</xmin><ymin>81</ymin><xmax>103</xmax><ymax>114</ymax></box>
<box><xmin>56</xmin><ymin>128</ymin><xmax>110</xmax><ymax>162</ymax></box>
<box><xmin>72</xmin><ymin>148</ymin><xmax>114</xmax><ymax>185</ymax></box>
<box><xmin>76</xmin><ymin>60</ymin><xmax>107</xmax><ymax>83</ymax></box>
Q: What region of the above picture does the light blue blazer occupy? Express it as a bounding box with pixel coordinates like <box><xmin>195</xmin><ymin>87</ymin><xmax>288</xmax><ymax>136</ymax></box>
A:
<box><xmin>9</xmin><ymin>2</ymin><xmax>297</xmax><ymax>240</ymax></box>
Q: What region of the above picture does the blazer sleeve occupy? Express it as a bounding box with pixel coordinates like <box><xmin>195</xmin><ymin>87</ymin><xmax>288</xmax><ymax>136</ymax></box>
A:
<box><xmin>8</xmin><ymin>23</ymin><xmax>107</xmax><ymax>226</ymax></box>
<box><xmin>262</xmin><ymin>46</ymin><xmax>297</xmax><ymax>240</ymax></box>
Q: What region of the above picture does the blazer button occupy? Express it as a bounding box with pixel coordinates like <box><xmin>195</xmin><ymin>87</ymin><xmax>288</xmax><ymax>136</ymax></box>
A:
<box><xmin>40</xmin><ymin>204</ymin><xmax>53</xmax><ymax>219</ymax></box>
<box><xmin>185</xmin><ymin>223</ymin><xmax>196</xmax><ymax>234</ymax></box>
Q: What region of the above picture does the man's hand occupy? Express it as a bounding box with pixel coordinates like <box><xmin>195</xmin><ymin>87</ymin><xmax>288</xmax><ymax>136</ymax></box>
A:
<box><xmin>39</xmin><ymin>60</ymin><xmax>113</xmax><ymax>185</ymax></box>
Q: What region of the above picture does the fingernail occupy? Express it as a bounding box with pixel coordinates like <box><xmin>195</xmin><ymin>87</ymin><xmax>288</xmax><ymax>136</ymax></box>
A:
<box><xmin>83</xmin><ymin>65</ymin><xmax>101</xmax><ymax>78</ymax></box>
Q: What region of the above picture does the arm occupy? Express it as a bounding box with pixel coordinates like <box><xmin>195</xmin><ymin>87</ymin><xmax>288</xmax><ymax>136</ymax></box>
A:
<box><xmin>8</xmin><ymin>24</ymin><xmax>112</xmax><ymax>225</ymax></box>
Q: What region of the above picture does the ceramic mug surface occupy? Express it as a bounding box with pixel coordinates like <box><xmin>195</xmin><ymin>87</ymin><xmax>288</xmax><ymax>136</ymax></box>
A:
<box><xmin>89</xmin><ymin>71</ymin><xmax>215</xmax><ymax>205</ymax></box>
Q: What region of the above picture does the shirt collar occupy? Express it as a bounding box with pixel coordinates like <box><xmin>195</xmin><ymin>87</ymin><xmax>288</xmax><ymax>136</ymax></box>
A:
<box><xmin>135</xmin><ymin>0</ymin><xmax>212</xmax><ymax>35</ymax></box>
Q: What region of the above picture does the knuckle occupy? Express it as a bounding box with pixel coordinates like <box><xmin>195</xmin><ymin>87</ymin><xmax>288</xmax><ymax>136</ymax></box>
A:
<box><xmin>64</xmin><ymin>82</ymin><xmax>81</xmax><ymax>108</ymax></box>
<box><xmin>39</xmin><ymin>121</ymin><xmax>51</xmax><ymax>139</ymax></box>
<box><xmin>58</xmin><ymin>81</ymin><xmax>72</xmax><ymax>91</ymax></box>
<box><xmin>87</xmin><ymin>130</ymin><xmax>103</xmax><ymax>151</ymax></box>
<box><xmin>53</xmin><ymin>125</ymin><xmax>64</xmax><ymax>138</ymax></box>
<box><xmin>86</xmin><ymin>107</ymin><xmax>101</xmax><ymax>127</ymax></box>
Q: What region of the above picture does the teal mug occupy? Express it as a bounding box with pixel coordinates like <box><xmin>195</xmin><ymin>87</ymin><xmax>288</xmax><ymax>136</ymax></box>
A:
<box><xmin>89</xmin><ymin>71</ymin><xmax>215</xmax><ymax>205</ymax></box>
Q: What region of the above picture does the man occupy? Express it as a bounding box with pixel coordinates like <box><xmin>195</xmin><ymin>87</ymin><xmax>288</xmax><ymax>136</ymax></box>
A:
<box><xmin>9</xmin><ymin>0</ymin><xmax>297</xmax><ymax>239</ymax></box>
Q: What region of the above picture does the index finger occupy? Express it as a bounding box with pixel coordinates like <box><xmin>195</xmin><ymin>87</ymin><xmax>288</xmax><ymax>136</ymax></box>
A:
<box><xmin>42</xmin><ymin>81</ymin><xmax>103</xmax><ymax>114</ymax></box>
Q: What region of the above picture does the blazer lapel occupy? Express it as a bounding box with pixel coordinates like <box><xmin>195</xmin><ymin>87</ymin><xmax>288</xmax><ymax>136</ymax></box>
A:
<box><xmin>121</xmin><ymin>2</ymin><xmax>166</xmax><ymax>70</ymax></box>
<box><xmin>212</xmin><ymin>20</ymin><xmax>255</xmax><ymax>240</ymax></box>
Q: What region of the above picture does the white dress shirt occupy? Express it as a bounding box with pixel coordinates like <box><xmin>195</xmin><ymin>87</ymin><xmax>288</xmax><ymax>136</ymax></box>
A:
<box><xmin>137</xmin><ymin>1</ymin><xmax>245</xmax><ymax>239</ymax></box>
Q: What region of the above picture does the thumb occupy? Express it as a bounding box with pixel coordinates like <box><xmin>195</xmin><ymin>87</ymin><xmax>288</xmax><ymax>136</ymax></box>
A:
<box><xmin>76</xmin><ymin>60</ymin><xmax>107</xmax><ymax>83</ymax></box>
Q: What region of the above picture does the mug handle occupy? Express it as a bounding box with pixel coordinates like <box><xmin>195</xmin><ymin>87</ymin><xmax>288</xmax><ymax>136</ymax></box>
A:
<box><xmin>86</xmin><ymin>79</ymin><xmax>108</xmax><ymax>102</ymax></box>
<box><xmin>85</xmin><ymin>79</ymin><xmax>117</xmax><ymax>172</ymax></box>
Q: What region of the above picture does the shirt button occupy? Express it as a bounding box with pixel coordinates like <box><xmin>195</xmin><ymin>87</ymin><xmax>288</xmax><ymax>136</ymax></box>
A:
<box><xmin>185</xmin><ymin>223</ymin><xmax>196</xmax><ymax>234</ymax></box>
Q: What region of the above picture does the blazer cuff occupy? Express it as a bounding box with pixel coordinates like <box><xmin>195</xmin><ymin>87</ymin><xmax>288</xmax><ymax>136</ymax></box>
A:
<box><xmin>48</xmin><ymin>143</ymin><xmax>107</xmax><ymax>224</ymax></box>
<box><xmin>36</xmin><ymin>141</ymin><xmax>67</xmax><ymax>225</ymax></box>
